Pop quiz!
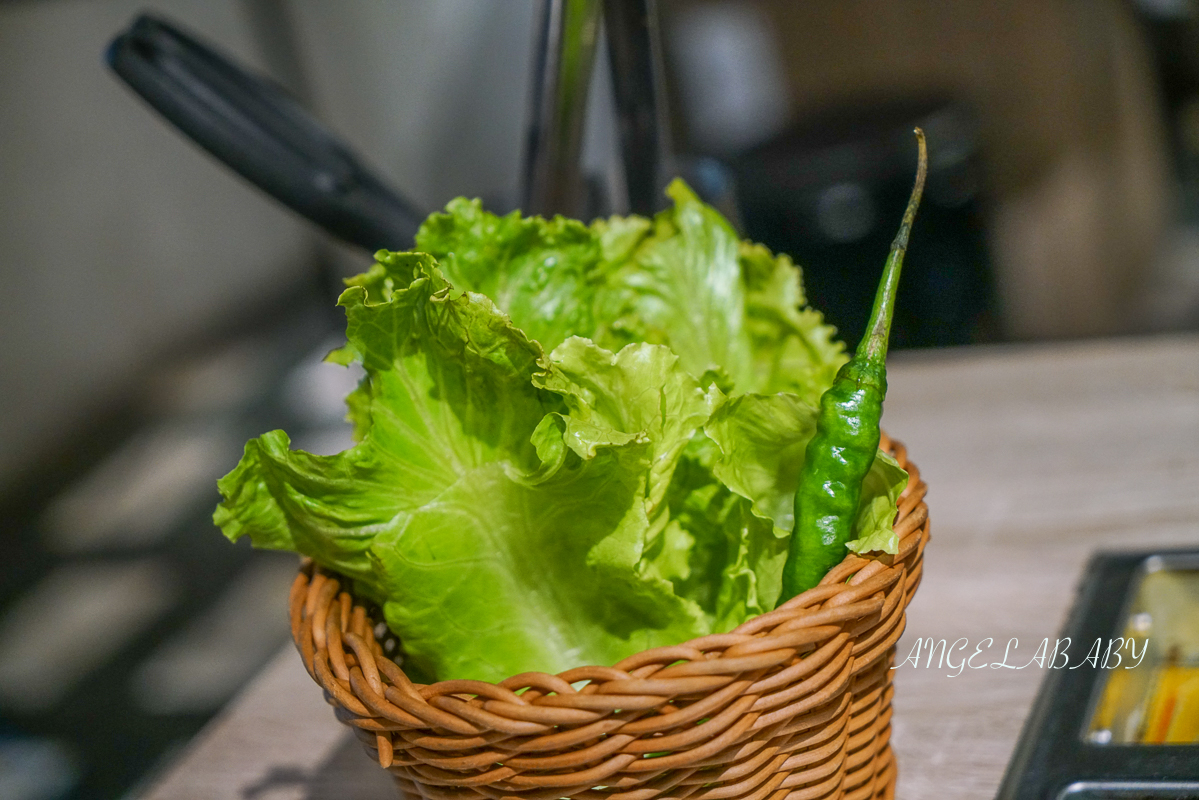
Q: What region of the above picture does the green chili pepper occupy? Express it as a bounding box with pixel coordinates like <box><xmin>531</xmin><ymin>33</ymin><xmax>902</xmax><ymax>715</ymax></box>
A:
<box><xmin>778</xmin><ymin>128</ymin><xmax>928</xmax><ymax>603</ymax></box>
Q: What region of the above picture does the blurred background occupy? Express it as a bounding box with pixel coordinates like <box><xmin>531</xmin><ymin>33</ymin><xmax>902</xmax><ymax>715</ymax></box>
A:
<box><xmin>1</xmin><ymin>0</ymin><xmax>1198</xmax><ymax>797</ymax></box>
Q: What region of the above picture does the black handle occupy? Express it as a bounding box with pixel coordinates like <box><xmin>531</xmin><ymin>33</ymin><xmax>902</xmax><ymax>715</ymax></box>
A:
<box><xmin>107</xmin><ymin>14</ymin><xmax>424</xmax><ymax>252</ymax></box>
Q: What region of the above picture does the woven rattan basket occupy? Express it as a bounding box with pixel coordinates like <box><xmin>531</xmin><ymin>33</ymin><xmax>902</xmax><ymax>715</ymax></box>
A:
<box><xmin>289</xmin><ymin>433</ymin><xmax>929</xmax><ymax>800</ymax></box>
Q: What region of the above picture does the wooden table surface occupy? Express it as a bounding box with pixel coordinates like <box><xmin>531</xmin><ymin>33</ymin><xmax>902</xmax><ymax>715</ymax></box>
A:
<box><xmin>138</xmin><ymin>333</ymin><xmax>1199</xmax><ymax>800</ymax></box>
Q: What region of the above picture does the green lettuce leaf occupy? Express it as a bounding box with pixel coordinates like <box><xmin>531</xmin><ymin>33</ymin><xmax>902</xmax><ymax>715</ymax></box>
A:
<box><xmin>216</xmin><ymin>252</ymin><xmax>562</xmax><ymax>602</ymax></box>
<box><xmin>590</xmin><ymin>181</ymin><xmax>749</xmax><ymax>387</ymax></box>
<box><xmin>411</xmin><ymin>179</ymin><xmax>847</xmax><ymax>402</ymax></box>
<box><xmin>846</xmin><ymin>450</ymin><xmax>910</xmax><ymax>555</ymax></box>
<box><xmin>214</xmin><ymin>184</ymin><xmax>904</xmax><ymax>682</ymax></box>
<box><xmin>414</xmin><ymin>200</ymin><xmax>602</xmax><ymax>353</ymax></box>
<box><xmin>218</xmin><ymin>254</ymin><xmax>717</xmax><ymax>681</ymax></box>
<box><xmin>738</xmin><ymin>242</ymin><xmax>849</xmax><ymax>406</ymax></box>
<box><xmin>536</xmin><ymin>338</ymin><xmax>719</xmax><ymax>517</ymax></box>
<box><xmin>592</xmin><ymin>181</ymin><xmax>849</xmax><ymax>404</ymax></box>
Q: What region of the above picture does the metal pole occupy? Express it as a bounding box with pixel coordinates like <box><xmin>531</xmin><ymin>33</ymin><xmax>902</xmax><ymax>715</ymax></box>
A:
<box><xmin>604</xmin><ymin>0</ymin><xmax>672</xmax><ymax>215</ymax></box>
<box><xmin>522</xmin><ymin>0</ymin><xmax>602</xmax><ymax>217</ymax></box>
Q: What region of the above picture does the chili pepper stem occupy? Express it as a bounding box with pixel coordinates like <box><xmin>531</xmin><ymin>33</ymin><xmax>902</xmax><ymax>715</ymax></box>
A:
<box><xmin>778</xmin><ymin>129</ymin><xmax>928</xmax><ymax>605</ymax></box>
<box><xmin>861</xmin><ymin>129</ymin><xmax>927</xmax><ymax>364</ymax></box>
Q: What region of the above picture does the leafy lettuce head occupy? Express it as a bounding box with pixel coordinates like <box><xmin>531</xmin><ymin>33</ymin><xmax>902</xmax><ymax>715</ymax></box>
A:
<box><xmin>214</xmin><ymin>181</ymin><xmax>907</xmax><ymax>683</ymax></box>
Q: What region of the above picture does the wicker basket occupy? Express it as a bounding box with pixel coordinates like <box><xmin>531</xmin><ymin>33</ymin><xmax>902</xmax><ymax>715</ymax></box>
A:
<box><xmin>289</xmin><ymin>433</ymin><xmax>929</xmax><ymax>800</ymax></box>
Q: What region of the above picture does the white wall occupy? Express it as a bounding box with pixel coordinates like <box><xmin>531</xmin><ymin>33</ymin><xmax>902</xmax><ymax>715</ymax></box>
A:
<box><xmin>0</xmin><ymin>1</ymin><xmax>539</xmax><ymax>488</ymax></box>
<box><xmin>290</xmin><ymin>1</ymin><xmax>537</xmax><ymax>213</ymax></box>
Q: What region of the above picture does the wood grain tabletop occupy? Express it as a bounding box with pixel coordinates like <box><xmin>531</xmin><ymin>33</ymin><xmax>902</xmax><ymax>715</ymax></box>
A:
<box><xmin>137</xmin><ymin>332</ymin><xmax>1199</xmax><ymax>800</ymax></box>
